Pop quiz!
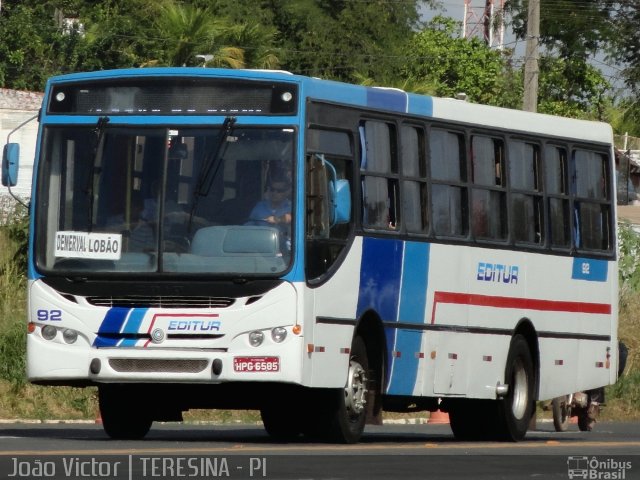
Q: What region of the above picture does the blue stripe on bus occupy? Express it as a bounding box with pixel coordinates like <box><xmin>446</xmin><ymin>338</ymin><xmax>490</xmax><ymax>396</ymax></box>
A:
<box><xmin>115</xmin><ymin>308</ymin><xmax>148</xmax><ymax>347</ymax></box>
<box><xmin>571</xmin><ymin>257</ymin><xmax>608</xmax><ymax>282</ymax></box>
<box><xmin>356</xmin><ymin>238</ymin><xmax>403</xmax><ymax>321</ymax></box>
<box><xmin>366</xmin><ymin>89</ymin><xmax>407</xmax><ymax>113</ymax></box>
<box><xmin>356</xmin><ymin>237</ymin><xmax>403</xmax><ymax>371</ymax></box>
<box><xmin>356</xmin><ymin>237</ymin><xmax>403</xmax><ymax>389</ymax></box>
<box><xmin>93</xmin><ymin>307</ymin><xmax>130</xmax><ymax>347</ymax></box>
<box><xmin>122</xmin><ymin>308</ymin><xmax>147</xmax><ymax>334</ymax></box>
<box><xmin>387</xmin><ymin>242</ymin><xmax>430</xmax><ymax>395</ymax></box>
<box><xmin>408</xmin><ymin>95</ymin><xmax>433</xmax><ymax>116</ymax></box>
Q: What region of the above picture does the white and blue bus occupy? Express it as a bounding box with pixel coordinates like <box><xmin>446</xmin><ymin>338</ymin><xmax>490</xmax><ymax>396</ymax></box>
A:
<box><xmin>2</xmin><ymin>68</ymin><xmax>619</xmax><ymax>442</ymax></box>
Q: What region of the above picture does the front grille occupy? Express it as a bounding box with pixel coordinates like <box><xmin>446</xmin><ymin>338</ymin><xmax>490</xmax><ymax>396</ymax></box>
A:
<box><xmin>108</xmin><ymin>358</ymin><xmax>209</xmax><ymax>373</ymax></box>
<box><xmin>87</xmin><ymin>296</ymin><xmax>235</xmax><ymax>308</ymax></box>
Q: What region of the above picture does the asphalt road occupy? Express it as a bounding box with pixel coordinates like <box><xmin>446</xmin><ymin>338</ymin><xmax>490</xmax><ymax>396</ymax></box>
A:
<box><xmin>0</xmin><ymin>421</ymin><xmax>638</xmax><ymax>479</ymax></box>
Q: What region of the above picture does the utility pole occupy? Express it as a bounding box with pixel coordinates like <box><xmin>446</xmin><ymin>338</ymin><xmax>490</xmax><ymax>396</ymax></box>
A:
<box><xmin>522</xmin><ymin>0</ymin><xmax>540</xmax><ymax>112</ymax></box>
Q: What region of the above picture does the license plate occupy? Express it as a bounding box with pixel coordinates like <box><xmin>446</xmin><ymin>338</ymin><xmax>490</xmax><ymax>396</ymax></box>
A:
<box><xmin>233</xmin><ymin>356</ymin><xmax>280</xmax><ymax>373</ymax></box>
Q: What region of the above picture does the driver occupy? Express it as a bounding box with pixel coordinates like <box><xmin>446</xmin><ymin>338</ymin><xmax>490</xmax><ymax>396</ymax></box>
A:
<box><xmin>247</xmin><ymin>173</ymin><xmax>291</xmax><ymax>227</ymax></box>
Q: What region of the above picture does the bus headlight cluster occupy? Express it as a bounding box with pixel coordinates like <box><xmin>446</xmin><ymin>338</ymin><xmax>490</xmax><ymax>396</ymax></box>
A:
<box><xmin>41</xmin><ymin>325</ymin><xmax>57</xmax><ymax>341</ymax></box>
<box><xmin>62</xmin><ymin>329</ymin><xmax>78</xmax><ymax>344</ymax></box>
<box><xmin>248</xmin><ymin>327</ymin><xmax>288</xmax><ymax>347</ymax></box>
<box><xmin>271</xmin><ymin>327</ymin><xmax>287</xmax><ymax>343</ymax></box>
<box><xmin>39</xmin><ymin>325</ymin><xmax>79</xmax><ymax>344</ymax></box>
<box><xmin>249</xmin><ymin>331</ymin><xmax>264</xmax><ymax>347</ymax></box>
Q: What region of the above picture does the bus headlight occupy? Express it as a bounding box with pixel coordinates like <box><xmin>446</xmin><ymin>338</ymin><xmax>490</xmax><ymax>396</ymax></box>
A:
<box><xmin>271</xmin><ymin>327</ymin><xmax>287</xmax><ymax>343</ymax></box>
<box><xmin>41</xmin><ymin>325</ymin><xmax>57</xmax><ymax>341</ymax></box>
<box><xmin>62</xmin><ymin>329</ymin><xmax>78</xmax><ymax>344</ymax></box>
<box><xmin>249</xmin><ymin>331</ymin><xmax>264</xmax><ymax>347</ymax></box>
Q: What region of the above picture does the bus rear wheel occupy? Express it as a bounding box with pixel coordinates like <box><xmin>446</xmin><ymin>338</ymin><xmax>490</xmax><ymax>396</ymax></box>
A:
<box><xmin>552</xmin><ymin>395</ymin><xmax>571</xmax><ymax>432</ymax></box>
<box><xmin>495</xmin><ymin>334</ymin><xmax>535</xmax><ymax>441</ymax></box>
<box><xmin>99</xmin><ymin>385</ymin><xmax>153</xmax><ymax>440</ymax></box>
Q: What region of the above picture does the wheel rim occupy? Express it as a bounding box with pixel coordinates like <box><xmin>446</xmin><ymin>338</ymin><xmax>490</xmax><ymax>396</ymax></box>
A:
<box><xmin>511</xmin><ymin>357</ymin><xmax>529</xmax><ymax>419</ymax></box>
<box><xmin>344</xmin><ymin>359</ymin><xmax>368</xmax><ymax>419</ymax></box>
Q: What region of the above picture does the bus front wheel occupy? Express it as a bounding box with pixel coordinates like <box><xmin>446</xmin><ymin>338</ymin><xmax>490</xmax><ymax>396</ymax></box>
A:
<box><xmin>99</xmin><ymin>385</ymin><xmax>153</xmax><ymax>440</ymax></box>
<box><xmin>307</xmin><ymin>336</ymin><xmax>369</xmax><ymax>443</ymax></box>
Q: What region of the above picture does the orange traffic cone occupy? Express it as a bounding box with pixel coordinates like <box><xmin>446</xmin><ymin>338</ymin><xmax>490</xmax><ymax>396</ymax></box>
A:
<box><xmin>428</xmin><ymin>409</ymin><xmax>450</xmax><ymax>424</ymax></box>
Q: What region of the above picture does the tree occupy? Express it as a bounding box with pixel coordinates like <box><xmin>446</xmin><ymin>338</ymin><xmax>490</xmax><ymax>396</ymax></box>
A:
<box><xmin>536</xmin><ymin>55</ymin><xmax>611</xmax><ymax>119</ymax></box>
<box><xmin>79</xmin><ymin>0</ymin><xmax>156</xmax><ymax>71</ymax></box>
<box><xmin>605</xmin><ymin>1</ymin><xmax>640</xmax><ymax>96</ymax></box>
<box><xmin>266</xmin><ymin>0</ymin><xmax>424</xmax><ymax>82</ymax></box>
<box><xmin>225</xmin><ymin>22</ymin><xmax>282</xmax><ymax>70</ymax></box>
<box><xmin>401</xmin><ymin>16</ymin><xmax>521</xmax><ymax>107</ymax></box>
<box><xmin>507</xmin><ymin>0</ymin><xmax>614</xmax><ymax>60</ymax></box>
<box><xmin>0</xmin><ymin>2</ymin><xmax>86</xmax><ymax>89</ymax></box>
<box><xmin>506</xmin><ymin>0</ymin><xmax>616</xmax><ymax>115</ymax></box>
<box><xmin>149</xmin><ymin>1</ymin><xmax>242</xmax><ymax>68</ymax></box>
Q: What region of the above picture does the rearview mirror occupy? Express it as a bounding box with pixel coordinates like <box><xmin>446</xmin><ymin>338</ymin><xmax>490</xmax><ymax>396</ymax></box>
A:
<box><xmin>2</xmin><ymin>143</ymin><xmax>20</xmax><ymax>187</ymax></box>
<box><xmin>330</xmin><ymin>178</ymin><xmax>351</xmax><ymax>225</ymax></box>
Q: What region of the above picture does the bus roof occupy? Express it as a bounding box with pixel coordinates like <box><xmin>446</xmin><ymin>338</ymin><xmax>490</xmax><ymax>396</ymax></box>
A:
<box><xmin>45</xmin><ymin>67</ymin><xmax>613</xmax><ymax>145</ymax></box>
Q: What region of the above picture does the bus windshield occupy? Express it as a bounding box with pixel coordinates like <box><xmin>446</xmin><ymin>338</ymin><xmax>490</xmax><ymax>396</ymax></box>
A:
<box><xmin>35</xmin><ymin>124</ymin><xmax>295</xmax><ymax>276</ymax></box>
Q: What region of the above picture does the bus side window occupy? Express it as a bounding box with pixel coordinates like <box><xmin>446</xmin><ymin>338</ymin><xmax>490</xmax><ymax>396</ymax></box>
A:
<box><xmin>430</xmin><ymin>129</ymin><xmax>468</xmax><ymax>237</ymax></box>
<box><xmin>470</xmin><ymin>135</ymin><xmax>507</xmax><ymax>240</ymax></box>
<box><xmin>545</xmin><ymin>145</ymin><xmax>571</xmax><ymax>249</ymax></box>
<box><xmin>401</xmin><ymin>125</ymin><xmax>428</xmax><ymax>234</ymax></box>
<box><xmin>509</xmin><ymin>140</ymin><xmax>543</xmax><ymax>245</ymax></box>
<box><xmin>360</xmin><ymin>120</ymin><xmax>399</xmax><ymax>230</ymax></box>
<box><xmin>573</xmin><ymin>149</ymin><xmax>611</xmax><ymax>251</ymax></box>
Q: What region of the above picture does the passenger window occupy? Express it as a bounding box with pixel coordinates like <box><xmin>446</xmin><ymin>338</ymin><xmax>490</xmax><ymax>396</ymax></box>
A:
<box><xmin>471</xmin><ymin>135</ymin><xmax>506</xmax><ymax>240</ymax></box>
<box><xmin>401</xmin><ymin>125</ymin><xmax>427</xmax><ymax>234</ymax></box>
<box><xmin>545</xmin><ymin>146</ymin><xmax>570</xmax><ymax>248</ymax></box>
<box><xmin>509</xmin><ymin>140</ymin><xmax>543</xmax><ymax>245</ymax></box>
<box><xmin>430</xmin><ymin>129</ymin><xmax>467</xmax><ymax>237</ymax></box>
<box><xmin>360</xmin><ymin>121</ymin><xmax>399</xmax><ymax>230</ymax></box>
<box><xmin>573</xmin><ymin>149</ymin><xmax>611</xmax><ymax>252</ymax></box>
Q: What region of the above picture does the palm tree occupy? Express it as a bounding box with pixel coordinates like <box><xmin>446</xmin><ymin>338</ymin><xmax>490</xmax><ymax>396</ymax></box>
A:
<box><xmin>225</xmin><ymin>22</ymin><xmax>282</xmax><ymax>70</ymax></box>
<box><xmin>152</xmin><ymin>0</ymin><xmax>244</xmax><ymax>68</ymax></box>
<box><xmin>353</xmin><ymin>72</ymin><xmax>437</xmax><ymax>96</ymax></box>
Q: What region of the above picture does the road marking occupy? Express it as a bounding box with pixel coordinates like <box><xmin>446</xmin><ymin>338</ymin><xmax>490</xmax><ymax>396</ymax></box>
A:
<box><xmin>1</xmin><ymin>440</ymin><xmax>640</xmax><ymax>456</ymax></box>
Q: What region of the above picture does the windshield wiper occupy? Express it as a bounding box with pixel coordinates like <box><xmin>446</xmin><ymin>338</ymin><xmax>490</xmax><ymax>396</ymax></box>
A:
<box><xmin>86</xmin><ymin>116</ymin><xmax>110</xmax><ymax>232</ymax></box>
<box><xmin>188</xmin><ymin>116</ymin><xmax>236</xmax><ymax>231</ymax></box>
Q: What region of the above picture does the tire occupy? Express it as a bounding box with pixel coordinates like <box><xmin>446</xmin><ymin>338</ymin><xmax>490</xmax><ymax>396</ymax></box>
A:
<box><xmin>577</xmin><ymin>413</ymin><xmax>593</xmax><ymax>432</ymax></box>
<box><xmin>552</xmin><ymin>396</ymin><xmax>571</xmax><ymax>432</ymax></box>
<box><xmin>99</xmin><ymin>385</ymin><xmax>153</xmax><ymax>440</ymax></box>
<box><xmin>306</xmin><ymin>336</ymin><xmax>369</xmax><ymax>443</ymax></box>
<box><xmin>494</xmin><ymin>334</ymin><xmax>535</xmax><ymax>441</ymax></box>
<box><xmin>261</xmin><ymin>406</ymin><xmax>302</xmax><ymax>441</ymax></box>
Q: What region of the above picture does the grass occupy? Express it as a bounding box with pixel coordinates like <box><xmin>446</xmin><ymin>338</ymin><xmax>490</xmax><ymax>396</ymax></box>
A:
<box><xmin>0</xmin><ymin>216</ymin><xmax>638</xmax><ymax>423</ymax></box>
<box><xmin>602</xmin><ymin>289</ymin><xmax>640</xmax><ymax>420</ymax></box>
